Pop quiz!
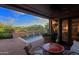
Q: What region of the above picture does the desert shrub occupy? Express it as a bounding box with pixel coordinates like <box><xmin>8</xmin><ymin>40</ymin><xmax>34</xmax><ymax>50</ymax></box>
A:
<box><xmin>0</xmin><ymin>32</ymin><xmax>13</xmax><ymax>39</ymax></box>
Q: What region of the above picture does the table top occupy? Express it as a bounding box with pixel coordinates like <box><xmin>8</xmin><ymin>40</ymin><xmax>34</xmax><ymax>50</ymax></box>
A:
<box><xmin>43</xmin><ymin>43</ymin><xmax>64</xmax><ymax>53</ymax></box>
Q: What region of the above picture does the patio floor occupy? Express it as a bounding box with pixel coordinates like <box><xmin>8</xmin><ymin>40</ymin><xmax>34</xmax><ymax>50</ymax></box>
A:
<box><xmin>0</xmin><ymin>38</ymin><xmax>27</xmax><ymax>55</ymax></box>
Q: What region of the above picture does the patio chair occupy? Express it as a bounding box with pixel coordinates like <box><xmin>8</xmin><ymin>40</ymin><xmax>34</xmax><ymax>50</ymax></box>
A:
<box><xmin>24</xmin><ymin>43</ymin><xmax>32</xmax><ymax>55</ymax></box>
<box><xmin>24</xmin><ymin>43</ymin><xmax>44</xmax><ymax>55</ymax></box>
<box><xmin>63</xmin><ymin>50</ymin><xmax>79</xmax><ymax>55</ymax></box>
<box><xmin>24</xmin><ymin>46</ymin><xmax>31</xmax><ymax>55</ymax></box>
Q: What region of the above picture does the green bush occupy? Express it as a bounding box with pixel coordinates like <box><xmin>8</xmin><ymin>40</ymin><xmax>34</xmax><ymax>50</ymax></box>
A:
<box><xmin>42</xmin><ymin>33</ymin><xmax>51</xmax><ymax>37</ymax></box>
<box><xmin>0</xmin><ymin>32</ymin><xmax>13</xmax><ymax>39</ymax></box>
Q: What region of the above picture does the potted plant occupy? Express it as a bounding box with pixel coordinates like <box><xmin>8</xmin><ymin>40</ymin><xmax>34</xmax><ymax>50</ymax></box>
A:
<box><xmin>42</xmin><ymin>33</ymin><xmax>52</xmax><ymax>43</ymax></box>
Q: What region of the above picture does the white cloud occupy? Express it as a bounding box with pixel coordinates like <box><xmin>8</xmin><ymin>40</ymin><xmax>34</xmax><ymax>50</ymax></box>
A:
<box><xmin>14</xmin><ymin>11</ymin><xmax>25</xmax><ymax>15</ymax></box>
<box><xmin>36</xmin><ymin>17</ymin><xmax>49</xmax><ymax>22</ymax></box>
<box><xmin>35</xmin><ymin>17</ymin><xmax>49</xmax><ymax>26</ymax></box>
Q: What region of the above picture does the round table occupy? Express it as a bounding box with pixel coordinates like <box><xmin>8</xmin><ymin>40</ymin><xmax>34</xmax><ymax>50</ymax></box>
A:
<box><xmin>42</xmin><ymin>43</ymin><xmax>64</xmax><ymax>55</ymax></box>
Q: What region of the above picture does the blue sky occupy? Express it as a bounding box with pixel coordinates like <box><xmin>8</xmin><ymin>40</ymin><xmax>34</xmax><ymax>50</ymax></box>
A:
<box><xmin>0</xmin><ymin>7</ymin><xmax>48</xmax><ymax>26</ymax></box>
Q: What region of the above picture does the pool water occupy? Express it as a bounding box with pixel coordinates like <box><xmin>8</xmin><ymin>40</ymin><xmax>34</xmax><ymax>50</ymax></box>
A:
<box><xmin>24</xmin><ymin>35</ymin><xmax>43</xmax><ymax>43</ymax></box>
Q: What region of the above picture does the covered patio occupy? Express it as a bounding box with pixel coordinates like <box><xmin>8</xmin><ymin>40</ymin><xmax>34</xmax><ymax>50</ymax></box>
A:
<box><xmin>1</xmin><ymin>4</ymin><xmax>79</xmax><ymax>55</ymax></box>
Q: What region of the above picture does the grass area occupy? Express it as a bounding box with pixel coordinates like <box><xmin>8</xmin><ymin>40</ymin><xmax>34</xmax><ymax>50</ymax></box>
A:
<box><xmin>0</xmin><ymin>32</ymin><xmax>13</xmax><ymax>39</ymax></box>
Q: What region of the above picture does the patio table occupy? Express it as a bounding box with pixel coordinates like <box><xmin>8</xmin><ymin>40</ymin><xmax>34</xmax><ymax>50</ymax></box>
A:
<box><xmin>42</xmin><ymin>43</ymin><xmax>64</xmax><ymax>55</ymax></box>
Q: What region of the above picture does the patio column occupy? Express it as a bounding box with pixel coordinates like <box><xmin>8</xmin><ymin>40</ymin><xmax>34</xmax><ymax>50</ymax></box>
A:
<box><xmin>49</xmin><ymin>19</ymin><xmax>53</xmax><ymax>33</ymax></box>
<box><xmin>68</xmin><ymin>17</ymin><xmax>73</xmax><ymax>48</ymax></box>
<box><xmin>58</xmin><ymin>18</ymin><xmax>63</xmax><ymax>44</ymax></box>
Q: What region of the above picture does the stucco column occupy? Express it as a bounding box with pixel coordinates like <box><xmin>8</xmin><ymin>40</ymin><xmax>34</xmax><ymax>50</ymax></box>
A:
<box><xmin>57</xmin><ymin>18</ymin><xmax>63</xmax><ymax>44</ymax></box>
<box><xmin>68</xmin><ymin>17</ymin><xmax>73</xmax><ymax>47</ymax></box>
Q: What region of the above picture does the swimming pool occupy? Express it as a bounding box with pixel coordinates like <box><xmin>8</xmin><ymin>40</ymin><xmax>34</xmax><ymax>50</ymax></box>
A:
<box><xmin>24</xmin><ymin>35</ymin><xmax>44</xmax><ymax>43</ymax></box>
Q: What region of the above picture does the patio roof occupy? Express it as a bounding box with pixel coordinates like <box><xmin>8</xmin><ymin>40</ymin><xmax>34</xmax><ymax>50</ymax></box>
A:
<box><xmin>1</xmin><ymin>4</ymin><xmax>79</xmax><ymax>19</ymax></box>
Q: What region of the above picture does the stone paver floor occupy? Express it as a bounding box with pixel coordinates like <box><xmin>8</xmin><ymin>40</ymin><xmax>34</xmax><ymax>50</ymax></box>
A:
<box><xmin>0</xmin><ymin>38</ymin><xmax>27</xmax><ymax>55</ymax></box>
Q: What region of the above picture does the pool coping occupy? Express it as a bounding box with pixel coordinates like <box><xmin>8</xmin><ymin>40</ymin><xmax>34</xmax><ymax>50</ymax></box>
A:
<box><xmin>18</xmin><ymin>37</ymin><xmax>29</xmax><ymax>45</ymax></box>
